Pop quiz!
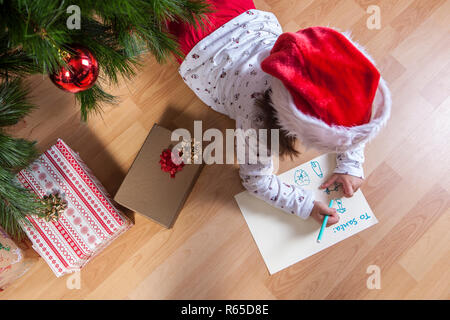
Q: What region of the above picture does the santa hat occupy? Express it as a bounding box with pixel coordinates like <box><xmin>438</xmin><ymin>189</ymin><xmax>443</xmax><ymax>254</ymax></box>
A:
<box><xmin>261</xmin><ymin>27</ymin><xmax>391</xmax><ymax>153</ymax></box>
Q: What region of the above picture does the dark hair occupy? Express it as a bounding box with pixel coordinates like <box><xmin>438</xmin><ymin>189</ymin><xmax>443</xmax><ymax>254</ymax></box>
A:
<box><xmin>255</xmin><ymin>89</ymin><xmax>300</xmax><ymax>160</ymax></box>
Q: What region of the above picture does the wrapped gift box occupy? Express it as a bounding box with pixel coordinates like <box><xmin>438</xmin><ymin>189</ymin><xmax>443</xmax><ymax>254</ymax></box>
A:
<box><xmin>16</xmin><ymin>139</ymin><xmax>132</xmax><ymax>277</ymax></box>
<box><xmin>114</xmin><ymin>124</ymin><xmax>203</xmax><ymax>228</ymax></box>
<box><xmin>0</xmin><ymin>227</ymin><xmax>37</xmax><ymax>291</ymax></box>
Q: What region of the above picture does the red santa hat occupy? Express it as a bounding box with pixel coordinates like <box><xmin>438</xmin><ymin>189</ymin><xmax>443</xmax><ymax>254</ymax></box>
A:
<box><xmin>261</xmin><ymin>27</ymin><xmax>391</xmax><ymax>153</ymax></box>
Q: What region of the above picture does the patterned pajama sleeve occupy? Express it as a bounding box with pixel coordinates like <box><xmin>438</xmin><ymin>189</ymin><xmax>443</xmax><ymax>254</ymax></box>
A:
<box><xmin>237</xmin><ymin>126</ymin><xmax>315</xmax><ymax>220</ymax></box>
<box><xmin>333</xmin><ymin>143</ymin><xmax>366</xmax><ymax>179</ymax></box>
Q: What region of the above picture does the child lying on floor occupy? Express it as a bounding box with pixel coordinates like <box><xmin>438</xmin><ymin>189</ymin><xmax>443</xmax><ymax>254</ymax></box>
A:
<box><xmin>168</xmin><ymin>0</ymin><xmax>391</xmax><ymax>226</ymax></box>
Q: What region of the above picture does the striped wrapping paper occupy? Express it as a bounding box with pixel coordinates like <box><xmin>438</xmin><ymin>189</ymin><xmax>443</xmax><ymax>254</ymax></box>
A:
<box><xmin>16</xmin><ymin>139</ymin><xmax>132</xmax><ymax>277</ymax></box>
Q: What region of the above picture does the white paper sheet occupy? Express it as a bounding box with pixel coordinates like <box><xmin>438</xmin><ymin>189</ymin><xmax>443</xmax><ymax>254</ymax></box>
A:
<box><xmin>234</xmin><ymin>153</ymin><xmax>378</xmax><ymax>275</ymax></box>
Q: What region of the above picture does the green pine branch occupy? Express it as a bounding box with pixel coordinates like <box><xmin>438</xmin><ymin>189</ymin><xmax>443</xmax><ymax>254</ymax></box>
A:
<box><xmin>0</xmin><ymin>167</ymin><xmax>45</xmax><ymax>240</ymax></box>
<box><xmin>75</xmin><ymin>83</ymin><xmax>117</xmax><ymax>121</ymax></box>
<box><xmin>0</xmin><ymin>133</ymin><xmax>38</xmax><ymax>169</ymax></box>
<box><xmin>1</xmin><ymin>0</ymin><xmax>211</xmax><ymax>119</ymax></box>
<box><xmin>0</xmin><ymin>79</ymin><xmax>45</xmax><ymax>239</ymax></box>
<box><xmin>0</xmin><ymin>0</ymin><xmax>211</xmax><ymax>237</ymax></box>
<box><xmin>0</xmin><ymin>78</ymin><xmax>35</xmax><ymax>126</ymax></box>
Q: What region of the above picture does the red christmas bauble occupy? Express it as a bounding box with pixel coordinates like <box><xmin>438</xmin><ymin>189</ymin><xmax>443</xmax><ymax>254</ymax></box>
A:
<box><xmin>50</xmin><ymin>45</ymin><xmax>99</xmax><ymax>93</ymax></box>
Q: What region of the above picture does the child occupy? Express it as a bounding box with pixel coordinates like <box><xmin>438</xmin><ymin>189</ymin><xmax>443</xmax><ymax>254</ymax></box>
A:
<box><xmin>168</xmin><ymin>0</ymin><xmax>391</xmax><ymax>226</ymax></box>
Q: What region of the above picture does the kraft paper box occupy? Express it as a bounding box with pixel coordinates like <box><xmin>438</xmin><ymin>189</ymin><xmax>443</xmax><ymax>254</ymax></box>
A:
<box><xmin>114</xmin><ymin>123</ymin><xmax>203</xmax><ymax>228</ymax></box>
<box><xmin>16</xmin><ymin>139</ymin><xmax>133</xmax><ymax>277</ymax></box>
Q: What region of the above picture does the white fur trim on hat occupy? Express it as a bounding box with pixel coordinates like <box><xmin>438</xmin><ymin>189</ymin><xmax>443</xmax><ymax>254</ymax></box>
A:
<box><xmin>270</xmin><ymin>76</ymin><xmax>391</xmax><ymax>153</ymax></box>
<box><xmin>269</xmin><ymin>29</ymin><xmax>392</xmax><ymax>153</ymax></box>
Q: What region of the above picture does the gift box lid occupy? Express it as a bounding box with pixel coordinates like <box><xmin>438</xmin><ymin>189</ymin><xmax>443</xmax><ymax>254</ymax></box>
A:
<box><xmin>114</xmin><ymin>124</ymin><xmax>203</xmax><ymax>228</ymax></box>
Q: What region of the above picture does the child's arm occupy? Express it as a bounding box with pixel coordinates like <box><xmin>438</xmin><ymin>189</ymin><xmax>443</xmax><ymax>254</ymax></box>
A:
<box><xmin>320</xmin><ymin>143</ymin><xmax>366</xmax><ymax>197</ymax></box>
<box><xmin>240</xmin><ymin>159</ymin><xmax>341</xmax><ymax>225</ymax></box>
<box><xmin>310</xmin><ymin>201</ymin><xmax>339</xmax><ymax>226</ymax></box>
<box><xmin>236</xmin><ymin>121</ymin><xmax>315</xmax><ymax>220</ymax></box>
<box><xmin>334</xmin><ymin>143</ymin><xmax>366</xmax><ymax>179</ymax></box>
<box><xmin>239</xmin><ymin>159</ymin><xmax>315</xmax><ymax>219</ymax></box>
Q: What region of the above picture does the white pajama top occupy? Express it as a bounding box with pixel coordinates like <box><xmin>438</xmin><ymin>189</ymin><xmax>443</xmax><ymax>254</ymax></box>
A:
<box><xmin>178</xmin><ymin>9</ymin><xmax>365</xmax><ymax>219</ymax></box>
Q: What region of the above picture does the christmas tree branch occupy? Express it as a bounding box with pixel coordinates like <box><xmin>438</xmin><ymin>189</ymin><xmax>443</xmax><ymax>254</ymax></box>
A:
<box><xmin>0</xmin><ymin>78</ymin><xmax>35</xmax><ymax>126</ymax></box>
<box><xmin>75</xmin><ymin>83</ymin><xmax>117</xmax><ymax>121</ymax></box>
<box><xmin>0</xmin><ymin>133</ymin><xmax>38</xmax><ymax>170</ymax></box>
<box><xmin>1</xmin><ymin>0</ymin><xmax>211</xmax><ymax>119</ymax></box>
<box><xmin>0</xmin><ymin>168</ymin><xmax>44</xmax><ymax>240</ymax></box>
<box><xmin>1</xmin><ymin>0</ymin><xmax>71</xmax><ymax>74</ymax></box>
<box><xmin>0</xmin><ymin>1</ymin><xmax>212</xmax><ymax>236</ymax></box>
<box><xmin>71</xmin><ymin>18</ymin><xmax>141</xmax><ymax>84</ymax></box>
<box><xmin>0</xmin><ymin>77</ymin><xmax>44</xmax><ymax>238</ymax></box>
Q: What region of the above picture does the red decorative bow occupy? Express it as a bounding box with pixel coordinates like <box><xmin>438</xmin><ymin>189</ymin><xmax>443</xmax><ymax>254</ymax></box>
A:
<box><xmin>159</xmin><ymin>149</ymin><xmax>184</xmax><ymax>178</ymax></box>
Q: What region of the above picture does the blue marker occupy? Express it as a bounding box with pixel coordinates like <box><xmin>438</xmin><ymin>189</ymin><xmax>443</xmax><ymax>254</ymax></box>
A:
<box><xmin>317</xmin><ymin>199</ymin><xmax>334</xmax><ymax>243</ymax></box>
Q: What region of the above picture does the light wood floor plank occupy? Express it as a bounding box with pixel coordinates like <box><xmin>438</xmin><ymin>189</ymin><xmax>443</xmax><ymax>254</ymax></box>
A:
<box><xmin>1</xmin><ymin>0</ymin><xmax>449</xmax><ymax>299</ymax></box>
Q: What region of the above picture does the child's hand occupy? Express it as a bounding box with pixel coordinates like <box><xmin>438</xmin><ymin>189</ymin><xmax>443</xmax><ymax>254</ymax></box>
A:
<box><xmin>310</xmin><ymin>201</ymin><xmax>339</xmax><ymax>226</ymax></box>
<box><xmin>320</xmin><ymin>173</ymin><xmax>363</xmax><ymax>198</ymax></box>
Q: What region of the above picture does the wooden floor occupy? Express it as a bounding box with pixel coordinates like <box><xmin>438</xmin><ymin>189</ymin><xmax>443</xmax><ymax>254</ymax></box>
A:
<box><xmin>1</xmin><ymin>0</ymin><xmax>449</xmax><ymax>299</ymax></box>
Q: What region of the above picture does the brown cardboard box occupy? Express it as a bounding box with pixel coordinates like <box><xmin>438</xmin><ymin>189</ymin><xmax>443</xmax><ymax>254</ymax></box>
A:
<box><xmin>114</xmin><ymin>124</ymin><xmax>203</xmax><ymax>228</ymax></box>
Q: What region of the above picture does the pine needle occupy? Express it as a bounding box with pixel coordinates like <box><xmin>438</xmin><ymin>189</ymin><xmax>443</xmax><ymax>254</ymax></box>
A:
<box><xmin>75</xmin><ymin>84</ymin><xmax>116</xmax><ymax>121</ymax></box>
<box><xmin>0</xmin><ymin>168</ymin><xmax>45</xmax><ymax>240</ymax></box>
<box><xmin>0</xmin><ymin>78</ymin><xmax>35</xmax><ymax>127</ymax></box>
